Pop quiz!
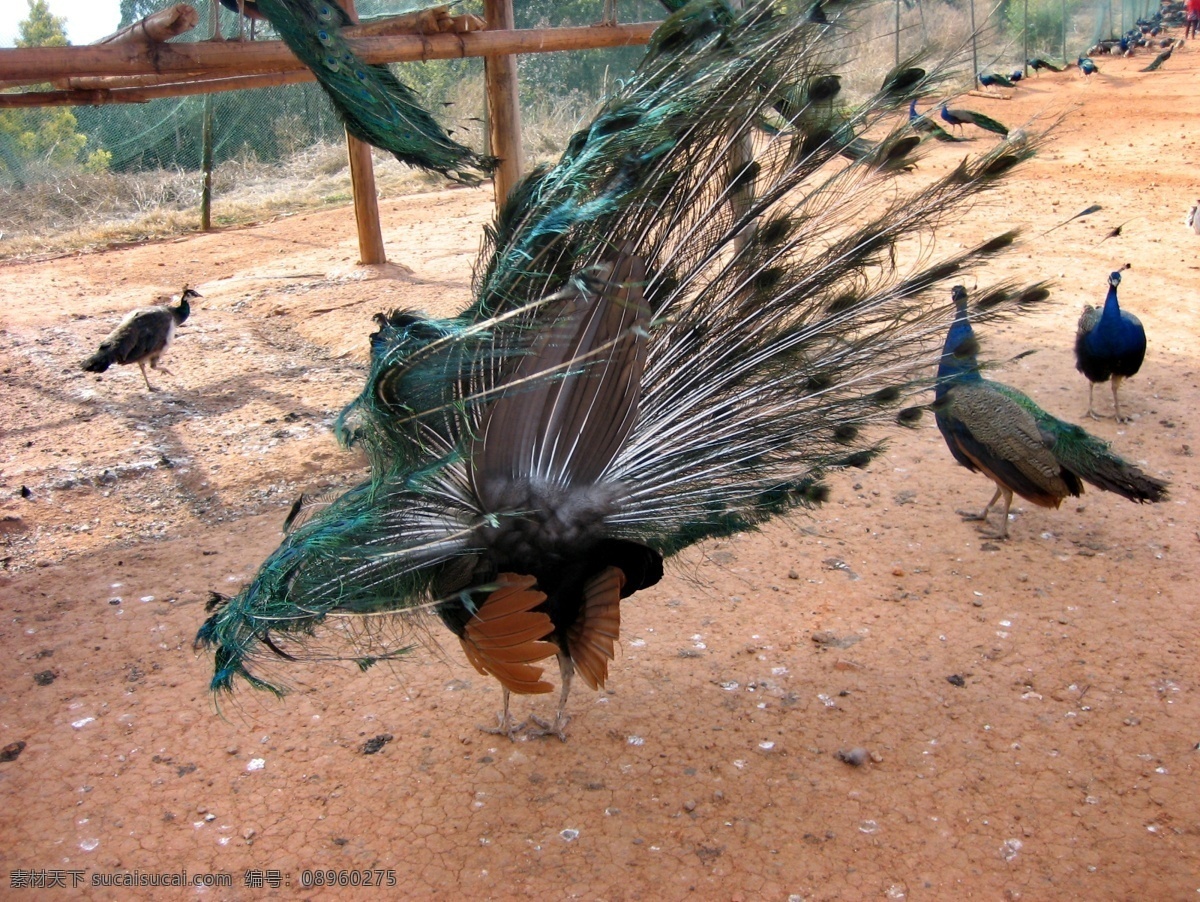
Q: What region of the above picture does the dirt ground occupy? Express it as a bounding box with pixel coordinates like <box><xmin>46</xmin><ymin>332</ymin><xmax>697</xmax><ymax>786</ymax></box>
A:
<box><xmin>1</xmin><ymin>49</ymin><xmax>1198</xmax><ymax>900</ymax></box>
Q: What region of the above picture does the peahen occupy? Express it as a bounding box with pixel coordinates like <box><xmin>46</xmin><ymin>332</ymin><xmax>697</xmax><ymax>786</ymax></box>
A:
<box><xmin>1075</xmin><ymin>265</ymin><xmax>1146</xmax><ymax>422</ymax></box>
<box><xmin>197</xmin><ymin>0</ymin><xmax>1055</xmax><ymax>738</ymax></box>
<box><xmin>939</xmin><ymin>103</ymin><xmax>1008</xmax><ymax>138</ymax></box>
<box><xmin>247</xmin><ymin>0</ymin><xmax>493</xmax><ymax>183</ymax></box>
<box><xmin>934</xmin><ymin>286</ymin><xmax>1167</xmax><ymax>538</ymax></box>
<box><xmin>82</xmin><ymin>287</ymin><xmax>199</xmax><ymax>392</ymax></box>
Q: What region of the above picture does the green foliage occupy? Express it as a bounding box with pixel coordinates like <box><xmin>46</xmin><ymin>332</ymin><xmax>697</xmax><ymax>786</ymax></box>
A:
<box><xmin>1004</xmin><ymin>0</ymin><xmax>1074</xmax><ymax>53</ymax></box>
<box><xmin>0</xmin><ymin>0</ymin><xmax>95</xmax><ymax>179</ymax></box>
<box><xmin>16</xmin><ymin>0</ymin><xmax>69</xmax><ymax>47</ymax></box>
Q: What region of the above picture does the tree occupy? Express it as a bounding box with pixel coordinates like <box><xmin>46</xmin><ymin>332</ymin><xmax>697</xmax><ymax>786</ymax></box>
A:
<box><xmin>1</xmin><ymin>1</ymin><xmax>101</xmax><ymax>182</ymax></box>
<box><xmin>16</xmin><ymin>0</ymin><xmax>69</xmax><ymax>48</ymax></box>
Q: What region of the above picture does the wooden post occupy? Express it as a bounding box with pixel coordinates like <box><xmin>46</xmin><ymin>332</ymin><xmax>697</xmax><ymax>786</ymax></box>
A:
<box><xmin>484</xmin><ymin>0</ymin><xmax>524</xmax><ymax>206</ymax></box>
<box><xmin>200</xmin><ymin>92</ymin><xmax>214</xmax><ymax>230</ymax></box>
<box><xmin>341</xmin><ymin>0</ymin><xmax>387</xmax><ymax>265</ymax></box>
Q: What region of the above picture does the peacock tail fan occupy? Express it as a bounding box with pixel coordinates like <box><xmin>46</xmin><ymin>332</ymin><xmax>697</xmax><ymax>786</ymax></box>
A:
<box><xmin>202</xmin><ymin>0</ymin><xmax>1057</xmax><ymax>695</ymax></box>
<box><xmin>251</xmin><ymin>0</ymin><xmax>494</xmax><ymax>183</ymax></box>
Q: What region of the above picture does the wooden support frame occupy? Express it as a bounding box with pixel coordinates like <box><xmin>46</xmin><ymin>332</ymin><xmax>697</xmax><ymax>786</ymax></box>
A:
<box><xmin>483</xmin><ymin>0</ymin><xmax>524</xmax><ymax>206</ymax></box>
<box><xmin>0</xmin><ymin>15</ymin><xmax>659</xmax><ymax>263</ymax></box>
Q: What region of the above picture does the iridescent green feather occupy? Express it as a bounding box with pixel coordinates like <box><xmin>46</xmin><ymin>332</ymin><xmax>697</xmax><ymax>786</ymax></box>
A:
<box><xmin>251</xmin><ymin>0</ymin><xmax>493</xmax><ymax>183</ymax></box>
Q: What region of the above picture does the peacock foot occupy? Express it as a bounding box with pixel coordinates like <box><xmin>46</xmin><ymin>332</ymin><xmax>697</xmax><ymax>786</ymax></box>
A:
<box><xmin>480</xmin><ymin>712</ymin><xmax>526</xmax><ymax>741</ymax></box>
<box><xmin>956</xmin><ymin>509</ymin><xmax>988</xmax><ymax>522</ymax></box>
<box><xmin>527</xmin><ymin>712</ymin><xmax>571</xmax><ymax>742</ymax></box>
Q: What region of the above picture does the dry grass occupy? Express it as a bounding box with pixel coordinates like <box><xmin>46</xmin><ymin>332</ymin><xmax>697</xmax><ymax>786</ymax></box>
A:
<box><xmin>0</xmin><ymin>141</ymin><xmax>455</xmax><ymax>262</ymax></box>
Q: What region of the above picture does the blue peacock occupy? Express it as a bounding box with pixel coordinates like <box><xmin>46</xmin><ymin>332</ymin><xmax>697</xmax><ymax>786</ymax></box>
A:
<box><xmin>934</xmin><ymin>285</ymin><xmax>1167</xmax><ymax>539</ymax></box>
<box><xmin>198</xmin><ymin>0</ymin><xmax>1061</xmax><ymax>738</ymax></box>
<box><xmin>1075</xmin><ymin>265</ymin><xmax>1147</xmax><ymax>422</ymax></box>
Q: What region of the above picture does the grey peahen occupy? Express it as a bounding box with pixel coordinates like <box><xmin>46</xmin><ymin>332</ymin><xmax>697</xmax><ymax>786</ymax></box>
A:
<box><xmin>247</xmin><ymin>0</ymin><xmax>493</xmax><ymax>183</ymax></box>
<box><xmin>82</xmin><ymin>287</ymin><xmax>199</xmax><ymax>392</ymax></box>
<box><xmin>197</xmin><ymin>0</ymin><xmax>1056</xmax><ymax>738</ymax></box>
<box><xmin>934</xmin><ymin>286</ymin><xmax>1167</xmax><ymax>539</ymax></box>
<box><xmin>1075</xmin><ymin>266</ymin><xmax>1146</xmax><ymax>422</ymax></box>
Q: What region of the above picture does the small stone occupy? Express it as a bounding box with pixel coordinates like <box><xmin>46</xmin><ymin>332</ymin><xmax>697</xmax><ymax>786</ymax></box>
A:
<box><xmin>835</xmin><ymin>747</ymin><xmax>870</xmax><ymax>767</ymax></box>
<box><xmin>787</xmin><ymin>569</ymin><xmax>800</xmax><ymax>580</ymax></box>
<box><xmin>683</xmin><ymin>800</ymin><xmax>697</xmax><ymax>812</ymax></box>
<box><xmin>361</xmin><ymin>734</ymin><xmax>394</xmax><ymax>755</ymax></box>
<box><xmin>946</xmin><ymin>674</ymin><xmax>966</xmax><ymax>687</ymax></box>
<box><xmin>242</xmin><ymin>828</ymin><xmax>256</xmax><ymax>840</ymax></box>
<box><xmin>1</xmin><ymin>741</ymin><xmax>27</xmax><ymax>762</ymax></box>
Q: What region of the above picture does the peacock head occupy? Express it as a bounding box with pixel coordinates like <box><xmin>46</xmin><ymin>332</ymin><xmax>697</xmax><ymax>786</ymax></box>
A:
<box><xmin>177</xmin><ymin>287</ymin><xmax>201</xmax><ymax>322</ymax></box>
<box><xmin>950</xmin><ymin>284</ymin><xmax>969</xmax><ymax>312</ymax></box>
<box><xmin>1108</xmin><ymin>263</ymin><xmax>1131</xmax><ymax>288</ymax></box>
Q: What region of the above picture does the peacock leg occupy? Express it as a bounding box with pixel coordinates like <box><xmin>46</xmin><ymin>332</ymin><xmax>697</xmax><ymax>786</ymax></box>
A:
<box><xmin>1085</xmin><ymin>381</ymin><xmax>1102</xmax><ymax>419</ymax></box>
<box><xmin>137</xmin><ymin>360</ymin><xmax>156</xmax><ymax>392</ymax></box>
<box><xmin>958</xmin><ymin>485</ymin><xmax>1002</xmax><ymax>523</ymax></box>
<box><xmin>983</xmin><ymin>489</ymin><xmax>1014</xmax><ymax>539</ymax></box>
<box><xmin>210</xmin><ymin>0</ymin><xmax>224</xmax><ymax>40</ymax></box>
<box><xmin>1111</xmin><ymin>376</ymin><xmax>1127</xmax><ymax>423</ymax></box>
<box><xmin>480</xmin><ymin>688</ymin><xmax>525</xmax><ymax>740</ymax></box>
<box><xmin>236</xmin><ymin>0</ymin><xmax>246</xmax><ymax>41</ymax></box>
<box><xmin>528</xmin><ymin>651</ymin><xmax>574</xmax><ymax>742</ymax></box>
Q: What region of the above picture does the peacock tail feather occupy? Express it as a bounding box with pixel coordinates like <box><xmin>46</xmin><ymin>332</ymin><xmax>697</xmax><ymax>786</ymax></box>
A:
<box><xmin>199</xmin><ymin>0</ymin><xmax>1055</xmax><ymax>696</ymax></box>
<box><xmin>251</xmin><ymin>0</ymin><xmax>494</xmax><ymax>183</ymax></box>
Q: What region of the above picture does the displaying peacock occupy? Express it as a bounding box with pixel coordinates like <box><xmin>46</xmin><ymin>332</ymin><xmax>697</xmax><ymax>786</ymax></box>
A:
<box><xmin>198</xmin><ymin>0</ymin><xmax>1056</xmax><ymax>737</ymax></box>
<box><xmin>934</xmin><ymin>286</ymin><xmax>1167</xmax><ymax>539</ymax></box>
<box><xmin>249</xmin><ymin>0</ymin><xmax>493</xmax><ymax>183</ymax></box>
<box><xmin>1075</xmin><ymin>266</ymin><xmax>1147</xmax><ymax>422</ymax></box>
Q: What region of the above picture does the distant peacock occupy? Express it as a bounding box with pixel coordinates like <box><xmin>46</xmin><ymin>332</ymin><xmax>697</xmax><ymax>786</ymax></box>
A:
<box><xmin>249</xmin><ymin>0</ymin><xmax>493</xmax><ymax>183</ymax></box>
<box><xmin>934</xmin><ymin>286</ymin><xmax>1167</xmax><ymax>538</ymax></box>
<box><xmin>1075</xmin><ymin>266</ymin><xmax>1147</xmax><ymax>422</ymax></box>
<box><xmin>198</xmin><ymin>0</ymin><xmax>1056</xmax><ymax>737</ymax></box>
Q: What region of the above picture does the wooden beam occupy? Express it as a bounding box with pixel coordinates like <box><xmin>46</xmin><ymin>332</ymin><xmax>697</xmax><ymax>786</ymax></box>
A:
<box><xmin>0</xmin><ymin>23</ymin><xmax>659</xmax><ymax>88</ymax></box>
<box><xmin>95</xmin><ymin>3</ymin><xmax>200</xmax><ymax>45</ymax></box>
<box><xmin>484</xmin><ymin>0</ymin><xmax>524</xmax><ymax>205</ymax></box>
<box><xmin>0</xmin><ymin>70</ymin><xmax>314</xmax><ymax>107</ymax></box>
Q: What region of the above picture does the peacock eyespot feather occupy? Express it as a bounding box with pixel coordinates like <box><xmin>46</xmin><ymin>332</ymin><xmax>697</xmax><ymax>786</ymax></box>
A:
<box><xmin>981</xmin><ymin>153</ymin><xmax>1021</xmax><ymax>176</ymax></box>
<box><xmin>974</xmin><ymin>287</ymin><xmax>1010</xmax><ymax>310</ymax></box>
<box><xmin>842</xmin><ymin>450</ymin><xmax>876</xmax><ymax>469</ymax></box>
<box><xmin>834</xmin><ymin>424</ymin><xmax>859</xmax><ymax>443</ymax></box>
<box><xmin>753</xmin><ymin>266</ymin><xmax>786</xmax><ymax>293</ymax></box>
<box><xmin>978</xmin><ymin>231</ymin><xmax>1018</xmax><ymax>254</ymax></box>
<box><xmin>806</xmin><ymin>372</ymin><xmax>835</xmax><ymax>392</ymax></box>
<box><xmin>953</xmin><ymin>336</ymin><xmax>980</xmax><ymax>358</ymax></box>
<box><xmin>592</xmin><ymin>111</ymin><xmax>644</xmax><ymax>138</ymax></box>
<box><xmin>758</xmin><ymin>216</ymin><xmax>793</xmax><ymax>247</ymax></box>
<box><xmin>827</xmin><ymin>293</ymin><xmax>860</xmax><ymax>315</ymax></box>
<box><xmin>871</xmin><ymin>385</ymin><xmax>902</xmax><ymax>404</ymax></box>
<box><xmin>897</xmin><ymin>406</ymin><xmax>924</xmax><ymax>426</ymax></box>
<box><xmin>1016</xmin><ymin>285</ymin><xmax>1051</xmax><ymax>306</ymax></box>
<box><xmin>729</xmin><ymin>161</ymin><xmax>761</xmax><ymax>193</ymax></box>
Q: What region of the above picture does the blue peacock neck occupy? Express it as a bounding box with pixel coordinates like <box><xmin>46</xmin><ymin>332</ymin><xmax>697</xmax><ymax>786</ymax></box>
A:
<box><xmin>936</xmin><ymin>293</ymin><xmax>981</xmax><ymax>396</ymax></box>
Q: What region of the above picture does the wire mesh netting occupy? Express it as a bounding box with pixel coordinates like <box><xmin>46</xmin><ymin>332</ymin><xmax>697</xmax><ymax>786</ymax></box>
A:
<box><xmin>0</xmin><ymin>0</ymin><xmax>1179</xmax><ymax>256</ymax></box>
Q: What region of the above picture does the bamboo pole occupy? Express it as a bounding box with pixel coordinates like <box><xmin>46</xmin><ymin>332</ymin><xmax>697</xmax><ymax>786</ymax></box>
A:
<box><xmin>0</xmin><ymin>23</ymin><xmax>660</xmax><ymax>89</ymax></box>
<box><xmin>483</xmin><ymin>0</ymin><xmax>524</xmax><ymax>205</ymax></box>
<box><xmin>340</xmin><ymin>0</ymin><xmax>387</xmax><ymax>265</ymax></box>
